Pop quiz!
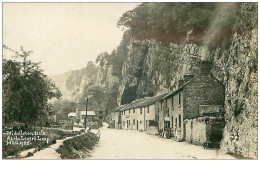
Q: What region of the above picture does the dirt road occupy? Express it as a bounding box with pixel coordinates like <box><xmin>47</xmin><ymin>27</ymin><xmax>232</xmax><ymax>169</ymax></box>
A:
<box><xmin>89</xmin><ymin>123</ymin><xmax>235</xmax><ymax>159</ymax></box>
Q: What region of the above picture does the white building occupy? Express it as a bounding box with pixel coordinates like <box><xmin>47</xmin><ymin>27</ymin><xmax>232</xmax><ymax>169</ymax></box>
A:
<box><xmin>68</xmin><ymin>112</ymin><xmax>76</xmax><ymax>118</ymax></box>
<box><xmin>110</xmin><ymin>104</ymin><xmax>128</xmax><ymax>129</ymax></box>
<box><xmin>119</xmin><ymin>93</ymin><xmax>167</xmax><ymax>131</ymax></box>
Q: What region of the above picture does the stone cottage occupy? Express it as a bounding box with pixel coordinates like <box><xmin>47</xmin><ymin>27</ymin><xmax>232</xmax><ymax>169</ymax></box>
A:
<box><xmin>110</xmin><ymin>104</ymin><xmax>128</xmax><ymax>129</ymax></box>
<box><xmin>68</xmin><ymin>112</ymin><xmax>76</xmax><ymax>119</ymax></box>
<box><xmin>159</xmin><ymin>60</ymin><xmax>225</xmax><ymax>141</ymax></box>
<box><xmin>119</xmin><ymin>93</ymin><xmax>166</xmax><ymax>131</ymax></box>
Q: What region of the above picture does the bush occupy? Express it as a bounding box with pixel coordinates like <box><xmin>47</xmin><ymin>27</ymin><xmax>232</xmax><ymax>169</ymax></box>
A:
<box><xmin>149</xmin><ymin>120</ymin><xmax>158</xmax><ymax>127</ymax></box>
<box><xmin>56</xmin><ymin>132</ymin><xmax>99</xmax><ymax>159</ymax></box>
<box><xmin>80</xmin><ymin>129</ymin><xmax>85</xmax><ymax>133</ymax></box>
<box><xmin>27</xmin><ymin>152</ymin><xmax>34</xmax><ymax>157</ymax></box>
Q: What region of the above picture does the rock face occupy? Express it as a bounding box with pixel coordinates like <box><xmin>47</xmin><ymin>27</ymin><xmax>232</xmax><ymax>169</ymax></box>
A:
<box><xmin>50</xmin><ymin>61</ymin><xmax>120</xmax><ymax>102</ymax></box>
<box><xmin>119</xmin><ymin>41</ymin><xmax>201</xmax><ymax>105</ymax></box>
<box><xmin>220</xmin><ymin>29</ymin><xmax>258</xmax><ymax>159</ymax></box>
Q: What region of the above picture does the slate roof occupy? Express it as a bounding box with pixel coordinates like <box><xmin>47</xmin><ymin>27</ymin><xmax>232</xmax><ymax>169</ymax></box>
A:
<box><xmin>112</xmin><ymin>104</ymin><xmax>129</xmax><ymax>112</ymax></box>
<box><xmin>77</xmin><ymin>111</ymin><xmax>96</xmax><ymax>116</ymax></box>
<box><xmin>160</xmin><ymin>76</ymin><xmax>198</xmax><ymax>101</ymax></box>
<box><xmin>119</xmin><ymin>93</ymin><xmax>168</xmax><ymax>111</ymax></box>
<box><xmin>68</xmin><ymin>112</ymin><xmax>76</xmax><ymax>117</ymax></box>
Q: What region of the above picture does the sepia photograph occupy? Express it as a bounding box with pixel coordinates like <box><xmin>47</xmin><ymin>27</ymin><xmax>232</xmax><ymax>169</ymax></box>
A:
<box><xmin>1</xmin><ymin>1</ymin><xmax>258</xmax><ymax>161</ymax></box>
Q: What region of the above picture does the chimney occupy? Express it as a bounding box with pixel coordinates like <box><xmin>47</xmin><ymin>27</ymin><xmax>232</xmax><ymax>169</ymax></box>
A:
<box><xmin>183</xmin><ymin>74</ymin><xmax>195</xmax><ymax>83</ymax></box>
<box><xmin>200</xmin><ymin>60</ymin><xmax>212</xmax><ymax>76</ymax></box>
<box><xmin>178</xmin><ymin>79</ymin><xmax>184</xmax><ymax>88</ymax></box>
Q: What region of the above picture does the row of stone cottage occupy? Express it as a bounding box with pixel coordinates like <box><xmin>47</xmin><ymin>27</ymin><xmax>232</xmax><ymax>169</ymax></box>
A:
<box><xmin>110</xmin><ymin>61</ymin><xmax>226</xmax><ymax>146</ymax></box>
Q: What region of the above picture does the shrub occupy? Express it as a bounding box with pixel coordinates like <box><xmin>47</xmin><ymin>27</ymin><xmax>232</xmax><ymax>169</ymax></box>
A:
<box><xmin>27</xmin><ymin>152</ymin><xmax>34</xmax><ymax>157</ymax></box>
<box><xmin>56</xmin><ymin>132</ymin><xmax>99</xmax><ymax>159</ymax></box>
<box><xmin>80</xmin><ymin>129</ymin><xmax>85</xmax><ymax>133</ymax></box>
<box><xmin>149</xmin><ymin>120</ymin><xmax>158</xmax><ymax>127</ymax></box>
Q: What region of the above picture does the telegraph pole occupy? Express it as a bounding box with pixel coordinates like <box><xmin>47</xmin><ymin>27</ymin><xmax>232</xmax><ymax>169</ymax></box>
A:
<box><xmin>85</xmin><ymin>97</ymin><xmax>88</xmax><ymax>130</ymax></box>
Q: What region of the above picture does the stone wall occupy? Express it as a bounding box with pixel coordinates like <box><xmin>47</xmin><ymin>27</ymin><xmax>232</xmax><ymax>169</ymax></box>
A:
<box><xmin>146</xmin><ymin>126</ymin><xmax>159</xmax><ymax>135</ymax></box>
<box><xmin>185</xmin><ymin>116</ymin><xmax>225</xmax><ymax>147</ymax></box>
<box><xmin>185</xmin><ymin>119</ymin><xmax>207</xmax><ymax>146</ymax></box>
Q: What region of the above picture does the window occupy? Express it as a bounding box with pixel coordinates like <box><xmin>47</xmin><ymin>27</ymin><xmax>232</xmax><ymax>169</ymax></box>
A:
<box><xmin>178</xmin><ymin>93</ymin><xmax>181</xmax><ymax>105</ymax></box>
<box><xmin>165</xmin><ymin>121</ymin><xmax>170</xmax><ymax>128</ymax></box>
<box><xmin>133</xmin><ymin>108</ymin><xmax>135</xmax><ymax>113</ymax></box>
<box><xmin>129</xmin><ymin>120</ymin><xmax>130</xmax><ymax>125</ymax></box>
<box><xmin>161</xmin><ymin>102</ymin><xmax>163</xmax><ymax>111</ymax></box>
<box><xmin>140</xmin><ymin>107</ymin><xmax>142</xmax><ymax>114</ymax></box>
<box><xmin>175</xmin><ymin>118</ymin><xmax>177</xmax><ymax>128</ymax></box>
<box><xmin>147</xmin><ymin>106</ymin><xmax>150</xmax><ymax>113</ymax></box>
<box><xmin>172</xmin><ymin>97</ymin><xmax>174</xmax><ymax>107</ymax></box>
<box><xmin>171</xmin><ymin>116</ymin><xmax>174</xmax><ymax>128</ymax></box>
<box><xmin>140</xmin><ymin>121</ymin><xmax>142</xmax><ymax>124</ymax></box>
<box><xmin>129</xmin><ymin>109</ymin><xmax>130</xmax><ymax>114</ymax></box>
<box><xmin>179</xmin><ymin>115</ymin><xmax>181</xmax><ymax>128</ymax></box>
<box><xmin>133</xmin><ymin>119</ymin><xmax>135</xmax><ymax>125</ymax></box>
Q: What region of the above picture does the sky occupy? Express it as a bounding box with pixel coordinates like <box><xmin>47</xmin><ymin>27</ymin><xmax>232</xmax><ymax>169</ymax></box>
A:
<box><xmin>3</xmin><ymin>3</ymin><xmax>140</xmax><ymax>76</ymax></box>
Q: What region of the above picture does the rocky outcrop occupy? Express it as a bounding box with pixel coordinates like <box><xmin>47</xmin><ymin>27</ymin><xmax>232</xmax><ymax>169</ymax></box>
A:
<box><xmin>119</xmin><ymin>40</ymin><xmax>201</xmax><ymax>105</ymax></box>
<box><xmin>50</xmin><ymin>61</ymin><xmax>120</xmax><ymax>102</ymax></box>
<box><xmin>220</xmin><ymin>29</ymin><xmax>258</xmax><ymax>159</ymax></box>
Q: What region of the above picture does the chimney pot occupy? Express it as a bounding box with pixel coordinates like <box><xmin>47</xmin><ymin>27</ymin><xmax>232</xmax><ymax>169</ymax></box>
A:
<box><xmin>178</xmin><ymin>79</ymin><xmax>184</xmax><ymax>88</ymax></box>
<box><xmin>200</xmin><ymin>60</ymin><xmax>212</xmax><ymax>76</ymax></box>
<box><xmin>183</xmin><ymin>74</ymin><xmax>195</xmax><ymax>83</ymax></box>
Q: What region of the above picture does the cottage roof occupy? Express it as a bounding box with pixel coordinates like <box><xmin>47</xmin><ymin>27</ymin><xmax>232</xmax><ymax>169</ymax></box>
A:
<box><xmin>160</xmin><ymin>76</ymin><xmax>198</xmax><ymax>101</ymax></box>
<box><xmin>68</xmin><ymin>112</ymin><xmax>76</xmax><ymax>117</ymax></box>
<box><xmin>119</xmin><ymin>99</ymin><xmax>141</xmax><ymax>111</ymax></box>
<box><xmin>120</xmin><ymin>93</ymin><xmax>168</xmax><ymax>111</ymax></box>
<box><xmin>112</xmin><ymin>104</ymin><xmax>128</xmax><ymax>112</ymax></box>
<box><xmin>78</xmin><ymin>111</ymin><xmax>96</xmax><ymax>116</ymax></box>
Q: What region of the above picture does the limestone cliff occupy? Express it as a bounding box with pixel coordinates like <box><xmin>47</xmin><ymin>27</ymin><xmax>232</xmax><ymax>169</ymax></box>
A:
<box><xmin>220</xmin><ymin>29</ymin><xmax>257</xmax><ymax>158</ymax></box>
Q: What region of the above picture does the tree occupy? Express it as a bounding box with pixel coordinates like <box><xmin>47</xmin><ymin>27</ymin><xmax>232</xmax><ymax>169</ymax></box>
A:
<box><xmin>51</xmin><ymin>99</ymin><xmax>77</xmax><ymax>120</ymax></box>
<box><xmin>117</xmin><ymin>2</ymin><xmax>256</xmax><ymax>43</ymax></box>
<box><xmin>95</xmin><ymin>52</ymin><xmax>109</xmax><ymax>67</ymax></box>
<box><xmin>2</xmin><ymin>45</ymin><xmax>62</xmax><ymax>125</ymax></box>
